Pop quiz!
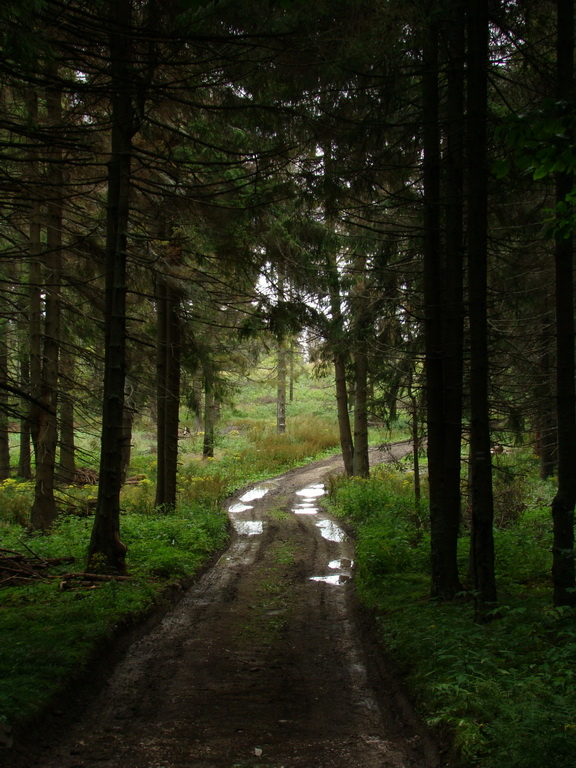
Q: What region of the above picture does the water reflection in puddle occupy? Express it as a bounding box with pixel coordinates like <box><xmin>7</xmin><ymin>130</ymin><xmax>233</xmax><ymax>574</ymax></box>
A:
<box><xmin>228</xmin><ymin>502</ymin><xmax>253</xmax><ymax>514</ymax></box>
<box><xmin>296</xmin><ymin>484</ymin><xmax>325</xmax><ymax>498</ymax></box>
<box><xmin>239</xmin><ymin>486</ymin><xmax>271</xmax><ymax>503</ymax></box>
<box><xmin>292</xmin><ymin>502</ymin><xmax>318</xmax><ymax>515</ymax></box>
<box><xmin>310</xmin><ymin>574</ymin><xmax>351</xmax><ymax>585</ymax></box>
<box><xmin>293</xmin><ymin>483</ymin><xmax>325</xmax><ymax>515</ymax></box>
<box><xmin>329</xmin><ymin>558</ymin><xmax>354</xmax><ymax>570</ymax></box>
<box><xmin>316</xmin><ymin>518</ymin><xmax>347</xmax><ymax>542</ymax></box>
<box><xmin>233</xmin><ymin>520</ymin><xmax>264</xmax><ymax>536</ymax></box>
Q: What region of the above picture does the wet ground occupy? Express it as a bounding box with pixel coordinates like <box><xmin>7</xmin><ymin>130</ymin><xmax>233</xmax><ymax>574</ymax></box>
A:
<box><xmin>6</xmin><ymin>445</ymin><xmax>441</xmax><ymax>768</ymax></box>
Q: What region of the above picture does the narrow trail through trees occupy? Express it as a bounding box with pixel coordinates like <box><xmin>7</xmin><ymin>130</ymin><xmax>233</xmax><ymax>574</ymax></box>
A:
<box><xmin>9</xmin><ymin>445</ymin><xmax>440</xmax><ymax>768</ymax></box>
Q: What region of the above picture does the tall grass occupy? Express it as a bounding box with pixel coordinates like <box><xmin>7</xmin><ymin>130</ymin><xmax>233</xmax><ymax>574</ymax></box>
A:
<box><xmin>327</xmin><ymin>457</ymin><xmax>576</xmax><ymax>768</ymax></box>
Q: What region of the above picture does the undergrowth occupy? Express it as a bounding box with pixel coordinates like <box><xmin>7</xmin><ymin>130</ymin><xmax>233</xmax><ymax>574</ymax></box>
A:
<box><xmin>326</xmin><ymin>456</ymin><xmax>576</xmax><ymax>768</ymax></box>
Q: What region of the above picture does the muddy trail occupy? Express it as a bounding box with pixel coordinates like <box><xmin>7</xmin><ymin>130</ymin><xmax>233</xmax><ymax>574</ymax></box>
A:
<box><xmin>8</xmin><ymin>444</ymin><xmax>441</xmax><ymax>768</ymax></box>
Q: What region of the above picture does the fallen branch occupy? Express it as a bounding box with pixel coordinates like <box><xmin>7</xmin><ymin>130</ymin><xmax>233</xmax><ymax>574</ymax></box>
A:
<box><xmin>0</xmin><ymin>549</ymin><xmax>76</xmax><ymax>587</ymax></box>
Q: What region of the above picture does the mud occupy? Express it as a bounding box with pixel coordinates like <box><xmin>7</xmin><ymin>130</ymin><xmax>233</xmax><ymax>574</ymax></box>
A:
<box><xmin>7</xmin><ymin>444</ymin><xmax>441</xmax><ymax>768</ymax></box>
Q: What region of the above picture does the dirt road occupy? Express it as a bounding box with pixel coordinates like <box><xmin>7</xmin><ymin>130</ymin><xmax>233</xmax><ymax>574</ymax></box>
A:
<box><xmin>9</xmin><ymin>446</ymin><xmax>440</xmax><ymax>768</ymax></box>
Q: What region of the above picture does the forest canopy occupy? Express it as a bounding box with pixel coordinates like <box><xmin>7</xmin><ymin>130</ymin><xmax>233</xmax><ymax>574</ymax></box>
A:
<box><xmin>0</xmin><ymin>0</ymin><xmax>574</xmax><ymax>613</ymax></box>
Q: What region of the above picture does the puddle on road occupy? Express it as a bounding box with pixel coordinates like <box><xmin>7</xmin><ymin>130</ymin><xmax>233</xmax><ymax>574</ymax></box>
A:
<box><xmin>310</xmin><ymin>557</ymin><xmax>354</xmax><ymax>586</ymax></box>
<box><xmin>316</xmin><ymin>518</ymin><xmax>347</xmax><ymax>542</ymax></box>
<box><xmin>292</xmin><ymin>502</ymin><xmax>318</xmax><ymax>515</ymax></box>
<box><xmin>310</xmin><ymin>573</ymin><xmax>352</xmax><ymax>585</ymax></box>
<box><xmin>292</xmin><ymin>483</ymin><xmax>325</xmax><ymax>514</ymax></box>
<box><xmin>240</xmin><ymin>486</ymin><xmax>272</xmax><ymax>503</ymax></box>
<box><xmin>232</xmin><ymin>520</ymin><xmax>264</xmax><ymax>536</ymax></box>
<box><xmin>228</xmin><ymin>502</ymin><xmax>253</xmax><ymax>514</ymax></box>
<box><xmin>296</xmin><ymin>484</ymin><xmax>325</xmax><ymax>498</ymax></box>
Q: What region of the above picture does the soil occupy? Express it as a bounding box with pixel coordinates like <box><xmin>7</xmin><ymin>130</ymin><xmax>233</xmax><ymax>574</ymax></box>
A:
<box><xmin>6</xmin><ymin>444</ymin><xmax>442</xmax><ymax>768</ymax></box>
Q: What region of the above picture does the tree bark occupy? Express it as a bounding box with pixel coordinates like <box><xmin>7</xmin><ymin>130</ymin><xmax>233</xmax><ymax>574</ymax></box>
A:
<box><xmin>30</xmin><ymin>69</ymin><xmax>62</xmax><ymax>530</ymax></box>
<box><xmin>155</xmin><ymin>278</ymin><xmax>168</xmax><ymax>506</ymax></box>
<box><xmin>89</xmin><ymin>0</ymin><xmax>135</xmax><ymax>572</ymax></box>
<box><xmin>58</xmin><ymin>344</ymin><xmax>76</xmax><ymax>482</ymax></box>
<box><xmin>0</xmin><ymin>319</ymin><xmax>10</xmax><ymax>480</ymax></box>
<box><xmin>467</xmin><ymin>0</ymin><xmax>497</xmax><ymax>615</ymax></box>
<box><xmin>276</xmin><ymin>267</ymin><xmax>287</xmax><ymax>435</ymax></box>
<box><xmin>120</xmin><ymin>394</ymin><xmax>134</xmax><ymax>486</ymax></box>
<box><xmin>423</xmin><ymin>9</ymin><xmax>462</xmax><ymax>599</ymax></box>
<box><xmin>352</xmin><ymin>346</ymin><xmax>370</xmax><ymax>478</ymax></box>
<box><xmin>334</xmin><ymin>351</ymin><xmax>354</xmax><ymax>476</ymax></box>
<box><xmin>407</xmin><ymin>366</ymin><xmax>421</xmax><ymax>507</ymax></box>
<box><xmin>277</xmin><ymin>337</ymin><xmax>287</xmax><ymax>435</ymax></box>
<box><xmin>536</xmin><ymin>306</ymin><xmax>557</xmax><ymax>479</ymax></box>
<box><xmin>18</xmin><ymin>353</ymin><xmax>31</xmax><ymax>479</ymax></box>
<box><xmin>203</xmin><ymin>373</ymin><xmax>216</xmax><ymax>459</ymax></box>
<box><xmin>441</xmin><ymin>0</ymin><xmax>466</xmax><ymax>581</ymax></box>
<box><xmin>551</xmin><ymin>0</ymin><xmax>576</xmax><ymax>607</ymax></box>
<box><xmin>155</xmin><ymin>275</ymin><xmax>181</xmax><ymax>511</ymax></box>
<box><xmin>326</xmin><ymin>250</ymin><xmax>354</xmax><ymax>476</ymax></box>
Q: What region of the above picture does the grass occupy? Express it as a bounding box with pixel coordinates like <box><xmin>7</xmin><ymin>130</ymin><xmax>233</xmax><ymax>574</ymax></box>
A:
<box><xmin>326</xmin><ymin>454</ymin><xmax>576</xmax><ymax>768</ymax></box>
<box><xmin>234</xmin><ymin>537</ymin><xmax>300</xmax><ymax>647</ymax></box>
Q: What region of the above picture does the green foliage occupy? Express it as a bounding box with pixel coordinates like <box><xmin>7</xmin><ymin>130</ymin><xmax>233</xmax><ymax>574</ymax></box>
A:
<box><xmin>123</xmin><ymin>507</ymin><xmax>228</xmax><ymax>579</ymax></box>
<box><xmin>327</xmin><ymin>465</ymin><xmax>429</xmax><ymax>591</ymax></box>
<box><xmin>328</xmin><ymin>462</ymin><xmax>576</xmax><ymax>768</ymax></box>
<box><xmin>0</xmin><ymin>479</ymin><xmax>34</xmax><ymax>526</ymax></box>
<box><xmin>496</xmin><ymin>98</ymin><xmax>576</xmax><ymax>238</ymax></box>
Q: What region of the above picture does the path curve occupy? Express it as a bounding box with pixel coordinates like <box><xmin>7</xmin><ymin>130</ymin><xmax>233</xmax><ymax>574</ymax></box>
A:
<box><xmin>8</xmin><ymin>444</ymin><xmax>440</xmax><ymax>768</ymax></box>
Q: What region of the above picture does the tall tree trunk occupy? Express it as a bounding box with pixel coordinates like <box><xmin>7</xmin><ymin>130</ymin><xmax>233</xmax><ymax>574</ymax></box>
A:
<box><xmin>289</xmin><ymin>338</ymin><xmax>295</xmax><ymax>403</ymax></box>
<box><xmin>155</xmin><ymin>279</ymin><xmax>168</xmax><ymax>506</ymax></box>
<box><xmin>551</xmin><ymin>0</ymin><xmax>576</xmax><ymax>607</ymax></box>
<box><xmin>407</xmin><ymin>366</ymin><xmax>422</xmax><ymax>507</ymax></box>
<box><xmin>0</xmin><ymin>318</ymin><xmax>10</xmax><ymax>480</ymax></box>
<box><xmin>537</xmin><ymin>304</ymin><xmax>556</xmax><ymax>479</ymax></box>
<box><xmin>276</xmin><ymin>266</ymin><xmax>287</xmax><ymax>435</ymax></box>
<box><xmin>193</xmin><ymin>378</ymin><xmax>204</xmax><ymax>431</ymax></box>
<box><xmin>28</xmin><ymin>206</ymin><xmax>42</xmax><ymax>459</ymax></box>
<box><xmin>155</xmin><ymin>276</ymin><xmax>181</xmax><ymax>511</ymax></box>
<box><xmin>58</xmin><ymin>343</ymin><xmax>76</xmax><ymax>482</ymax></box>
<box><xmin>30</xmin><ymin>70</ymin><xmax>62</xmax><ymax>530</ymax></box>
<box><xmin>423</xmin><ymin>10</ymin><xmax>461</xmax><ymax>599</ymax></box>
<box><xmin>26</xmin><ymin>90</ymin><xmax>42</xmax><ymax>468</ymax></box>
<box><xmin>203</xmin><ymin>373</ymin><xmax>216</xmax><ymax>459</ymax></box>
<box><xmin>89</xmin><ymin>0</ymin><xmax>135</xmax><ymax>572</ymax></box>
<box><xmin>467</xmin><ymin>0</ymin><xmax>497</xmax><ymax>615</ymax></box>
<box><xmin>350</xmin><ymin>253</ymin><xmax>370</xmax><ymax>479</ymax></box>
<box><xmin>120</xmin><ymin>394</ymin><xmax>134</xmax><ymax>486</ymax></box>
<box><xmin>352</xmin><ymin>346</ymin><xmax>370</xmax><ymax>477</ymax></box>
<box><xmin>18</xmin><ymin>353</ymin><xmax>31</xmax><ymax>479</ymax></box>
<box><xmin>164</xmin><ymin>290</ymin><xmax>180</xmax><ymax>507</ymax></box>
<box><xmin>326</xmin><ymin>250</ymin><xmax>354</xmax><ymax>476</ymax></box>
<box><xmin>441</xmin><ymin>0</ymin><xmax>466</xmax><ymax>581</ymax></box>
<box><xmin>334</xmin><ymin>351</ymin><xmax>354</xmax><ymax>476</ymax></box>
<box><xmin>277</xmin><ymin>337</ymin><xmax>287</xmax><ymax>435</ymax></box>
